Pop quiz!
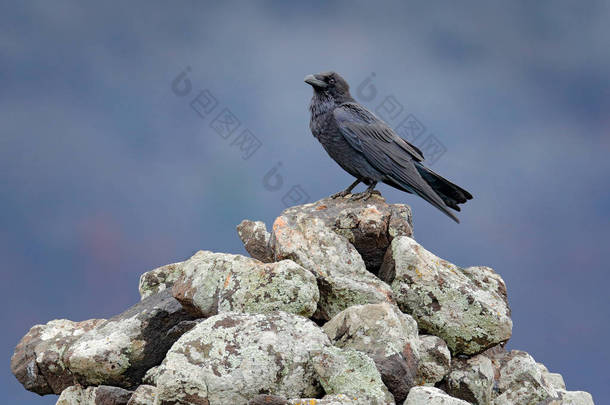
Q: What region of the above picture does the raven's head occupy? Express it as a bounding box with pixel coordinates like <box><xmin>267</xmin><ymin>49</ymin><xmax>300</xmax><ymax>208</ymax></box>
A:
<box><xmin>304</xmin><ymin>71</ymin><xmax>352</xmax><ymax>103</ymax></box>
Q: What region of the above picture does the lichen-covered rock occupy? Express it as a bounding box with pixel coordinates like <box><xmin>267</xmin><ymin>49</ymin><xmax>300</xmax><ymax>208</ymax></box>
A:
<box><xmin>126</xmin><ymin>384</ymin><xmax>156</xmax><ymax>405</ymax></box>
<box><xmin>322</xmin><ymin>302</ymin><xmax>419</xmax><ymax>358</ymax></box>
<box><xmin>310</xmin><ymin>346</ymin><xmax>394</xmax><ymax>405</ymax></box>
<box><xmin>172</xmin><ymin>251</ymin><xmax>318</xmax><ymax>317</ymax></box>
<box><xmin>248</xmin><ymin>394</ymin><xmax>289</xmax><ymax>405</ymax></box>
<box><xmin>491</xmin><ymin>350</ymin><xmax>557</xmax><ymax>404</ymax></box>
<box><xmin>142</xmin><ymin>365</ymin><xmax>162</xmax><ymax>386</ymax></box>
<box><xmin>56</xmin><ymin>385</ymin><xmax>133</xmax><ymax>405</ymax></box>
<box><xmin>380</xmin><ymin>236</ymin><xmax>512</xmax><ymax>355</ymax></box>
<box><xmin>11</xmin><ymin>318</ymin><xmax>105</xmax><ymax>395</ymax></box>
<box><xmin>138</xmin><ymin>262</ymin><xmax>184</xmax><ymax>300</ymax></box>
<box><xmin>273</xmin><ymin>195</ymin><xmax>412</xmax><ymax>270</ymax></box>
<box><xmin>156</xmin><ymin>311</ymin><xmax>330</xmax><ymax>404</ymax></box>
<box><xmin>321</xmin><ymin>302</ymin><xmax>420</xmax><ymax>403</ymax></box>
<box><xmin>440</xmin><ymin>353</ymin><xmax>494</xmax><ymax>404</ymax></box>
<box><xmin>237</xmin><ymin>220</ymin><xmax>275</xmax><ymax>263</ymax></box>
<box><xmin>64</xmin><ymin>290</ymin><xmax>195</xmax><ymax>389</ymax></box>
<box><xmin>404</xmin><ymin>386</ymin><xmax>470</xmax><ymax>404</ymax></box>
<box><xmin>537</xmin><ymin>363</ymin><xmax>567</xmax><ymax>391</ymax></box>
<box><xmin>551</xmin><ymin>390</ymin><xmax>595</xmax><ymax>404</ymax></box>
<box><xmin>270</xmin><ymin>198</ymin><xmax>395</xmax><ymax>321</ymax></box>
<box><xmin>415</xmin><ymin>335</ymin><xmax>451</xmax><ymax>386</ymax></box>
<box><xmin>291</xmin><ymin>394</ymin><xmax>372</xmax><ymax>405</ymax></box>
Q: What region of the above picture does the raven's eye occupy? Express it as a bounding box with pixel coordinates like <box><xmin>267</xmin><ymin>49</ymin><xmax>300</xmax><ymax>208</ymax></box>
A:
<box><xmin>328</xmin><ymin>78</ymin><xmax>336</xmax><ymax>85</ymax></box>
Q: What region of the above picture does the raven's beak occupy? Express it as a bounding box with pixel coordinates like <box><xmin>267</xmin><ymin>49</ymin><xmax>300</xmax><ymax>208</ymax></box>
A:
<box><xmin>304</xmin><ymin>74</ymin><xmax>327</xmax><ymax>88</ymax></box>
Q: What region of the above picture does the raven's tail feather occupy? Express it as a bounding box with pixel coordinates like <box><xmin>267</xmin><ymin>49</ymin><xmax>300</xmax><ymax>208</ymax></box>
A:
<box><xmin>414</xmin><ymin>162</ymin><xmax>473</xmax><ymax>211</ymax></box>
<box><xmin>385</xmin><ymin>174</ymin><xmax>462</xmax><ymax>223</ymax></box>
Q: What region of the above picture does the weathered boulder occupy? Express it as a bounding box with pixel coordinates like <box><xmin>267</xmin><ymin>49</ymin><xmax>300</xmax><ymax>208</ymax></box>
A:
<box><xmin>237</xmin><ymin>220</ymin><xmax>274</xmax><ymax>263</ymax></box>
<box><xmin>64</xmin><ymin>290</ymin><xmax>195</xmax><ymax>389</ymax></box>
<box><xmin>11</xmin><ymin>318</ymin><xmax>105</xmax><ymax>395</ymax></box>
<box><xmin>56</xmin><ymin>385</ymin><xmax>133</xmax><ymax>405</ymax></box>
<box><xmin>491</xmin><ymin>350</ymin><xmax>557</xmax><ymax>404</ymax></box>
<box><xmin>322</xmin><ymin>302</ymin><xmax>418</xmax><ymax>358</ymax></box>
<box><xmin>322</xmin><ymin>302</ymin><xmax>419</xmax><ymax>403</ymax></box>
<box><xmin>551</xmin><ymin>390</ymin><xmax>595</xmax><ymax>404</ymax></box>
<box><xmin>155</xmin><ymin>311</ymin><xmax>330</xmax><ymax>404</ymax></box>
<box><xmin>172</xmin><ymin>251</ymin><xmax>319</xmax><ymax>317</ymax></box>
<box><xmin>537</xmin><ymin>362</ymin><xmax>567</xmax><ymax>390</ymax></box>
<box><xmin>269</xmin><ymin>197</ymin><xmax>397</xmax><ymax>320</ymax></box>
<box><xmin>440</xmin><ymin>353</ymin><xmax>494</xmax><ymax>404</ymax></box>
<box><xmin>139</xmin><ymin>262</ymin><xmax>184</xmax><ymax>300</ymax></box>
<box><xmin>126</xmin><ymin>384</ymin><xmax>156</xmax><ymax>405</ymax></box>
<box><xmin>415</xmin><ymin>335</ymin><xmax>451</xmax><ymax>386</ymax></box>
<box><xmin>310</xmin><ymin>346</ymin><xmax>395</xmax><ymax>405</ymax></box>
<box><xmin>404</xmin><ymin>386</ymin><xmax>470</xmax><ymax>404</ymax></box>
<box><xmin>380</xmin><ymin>236</ymin><xmax>512</xmax><ymax>355</ymax></box>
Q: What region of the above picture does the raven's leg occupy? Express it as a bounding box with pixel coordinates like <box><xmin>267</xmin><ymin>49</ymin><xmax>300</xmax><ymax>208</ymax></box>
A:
<box><xmin>349</xmin><ymin>181</ymin><xmax>380</xmax><ymax>201</ymax></box>
<box><xmin>331</xmin><ymin>179</ymin><xmax>361</xmax><ymax>198</ymax></box>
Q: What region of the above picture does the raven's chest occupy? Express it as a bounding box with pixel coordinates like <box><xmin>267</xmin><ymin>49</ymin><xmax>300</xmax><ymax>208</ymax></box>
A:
<box><xmin>309</xmin><ymin>111</ymin><xmax>336</xmax><ymax>140</ymax></box>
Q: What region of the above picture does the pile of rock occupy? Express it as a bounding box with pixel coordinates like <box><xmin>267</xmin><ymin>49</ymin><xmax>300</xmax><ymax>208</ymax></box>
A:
<box><xmin>11</xmin><ymin>196</ymin><xmax>594</xmax><ymax>404</ymax></box>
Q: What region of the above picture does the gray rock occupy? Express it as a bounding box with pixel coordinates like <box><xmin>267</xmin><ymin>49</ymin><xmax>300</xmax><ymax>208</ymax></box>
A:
<box><xmin>404</xmin><ymin>386</ymin><xmax>470</xmax><ymax>404</ymax></box>
<box><xmin>550</xmin><ymin>390</ymin><xmax>595</xmax><ymax>405</ymax></box>
<box><xmin>126</xmin><ymin>385</ymin><xmax>156</xmax><ymax>405</ymax></box>
<box><xmin>11</xmin><ymin>318</ymin><xmax>105</xmax><ymax>395</ymax></box>
<box><xmin>322</xmin><ymin>302</ymin><xmax>419</xmax><ymax>358</ymax></box>
<box><xmin>380</xmin><ymin>236</ymin><xmax>512</xmax><ymax>355</ymax></box>
<box><xmin>310</xmin><ymin>346</ymin><xmax>395</xmax><ymax>405</ymax></box>
<box><xmin>139</xmin><ymin>262</ymin><xmax>184</xmax><ymax>300</ymax></box>
<box><xmin>270</xmin><ymin>198</ymin><xmax>396</xmax><ymax>321</ymax></box>
<box><xmin>273</xmin><ymin>195</ymin><xmax>412</xmax><ymax>273</ymax></box>
<box><xmin>56</xmin><ymin>385</ymin><xmax>133</xmax><ymax>405</ymax></box>
<box><xmin>156</xmin><ymin>311</ymin><xmax>330</xmax><ymax>404</ymax></box>
<box><xmin>248</xmin><ymin>394</ymin><xmax>288</xmax><ymax>405</ymax></box>
<box><xmin>172</xmin><ymin>251</ymin><xmax>319</xmax><ymax>318</ymax></box>
<box><xmin>142</xmin><ymin>365</ymin><xmax>162</xmax><ymax>386</ymax></box>
<box><xmin>416</xmin><ymin>335</ymin><xmax>451</xmax><ymax>386</ymax></box>
<box><xmin>291</xmin><ymin>394</ymin><xmax>372</xmax><ymax>405</ymax></box>
<box><xmin>237</xmin><ymin>220</ymin><xmax>275</xmax><ymax>263</ymax></box>
<box><xmin>64</xmin><ymin>290</ymin><xmax>195</xmax><ymax>389</ymax></box>
<box><xmin>440</xmin><ymin>354</ymin><xmax>494</xmax><ymax>404</ymax></box>
<box><xmin>491</xmin><ymin>350</ymin><xmax>557</xmax><ymax>405</ymax></box>
<box><xmin>321</xmin><ymin>302</ymin><xmax>420</xmax><ymax>403</ymax></box>
<box><xmin>537</xmin><ymin>363</ymin><xmax>567</xmax><ymax>391</ymax></box>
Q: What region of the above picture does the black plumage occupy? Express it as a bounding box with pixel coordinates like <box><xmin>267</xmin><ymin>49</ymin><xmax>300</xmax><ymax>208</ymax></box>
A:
<box><xmin>305</xmin><ymin>71</ymin><xmax>472</xmax><ymax>223</ymax></box>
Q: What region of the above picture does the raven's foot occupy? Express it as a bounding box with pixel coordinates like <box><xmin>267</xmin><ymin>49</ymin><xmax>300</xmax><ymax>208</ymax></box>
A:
<box><xmin>330</xmin><ymin>179</ymin><xmax>362</xmax><ymax>199</ymax></box>
<box><xmin>331</xmin><ymin>190</ymin><xmax>352</xmax><ymax>199</ymax></box>
<box><xmin>349</xmin><ymin>189</ymin><xmax>381</xmax><ymax>201</ymax></box>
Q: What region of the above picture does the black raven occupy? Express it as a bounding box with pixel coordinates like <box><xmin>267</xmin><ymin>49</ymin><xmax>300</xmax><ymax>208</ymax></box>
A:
<box><xmin>305</xmin><ymin>71</ymin><xmax>472</xmax><ymax>223</ymax></box>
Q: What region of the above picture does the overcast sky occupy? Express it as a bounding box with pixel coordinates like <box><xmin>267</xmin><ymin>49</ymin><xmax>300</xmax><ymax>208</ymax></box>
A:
<box><xmin>2</xmin><ymin>1</ymin><xmax>609</xmax><ymax>402</ymax></box>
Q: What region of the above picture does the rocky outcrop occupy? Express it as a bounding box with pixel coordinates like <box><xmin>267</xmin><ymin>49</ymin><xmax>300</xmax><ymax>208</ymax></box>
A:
<box><xmin>171</xmin><ymin>251</ymin><xmax>318</xmax><ymax>318</ymax></box>
<box><xmin>10</xmin><ymin>195</ymin><xmax>594</xmax><ymax>404</ymax></box>
<box><xmin>380</xmin><ymin>236</ymin><xmax>512</xmax><ymax>355</ymax></box>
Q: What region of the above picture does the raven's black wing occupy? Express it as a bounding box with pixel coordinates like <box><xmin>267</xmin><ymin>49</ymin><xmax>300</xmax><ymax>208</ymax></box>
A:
<box><xmin>333</xmin><ymin>102</ymin><xmax>460</xmax><ymax>222</ymax></box>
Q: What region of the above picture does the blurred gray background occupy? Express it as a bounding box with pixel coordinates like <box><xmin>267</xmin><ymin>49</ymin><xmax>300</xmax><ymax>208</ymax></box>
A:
<box><xmin>2</xmin><ymin>1</ymin><xmax>609</xmax><ymax>402</ymax></box>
